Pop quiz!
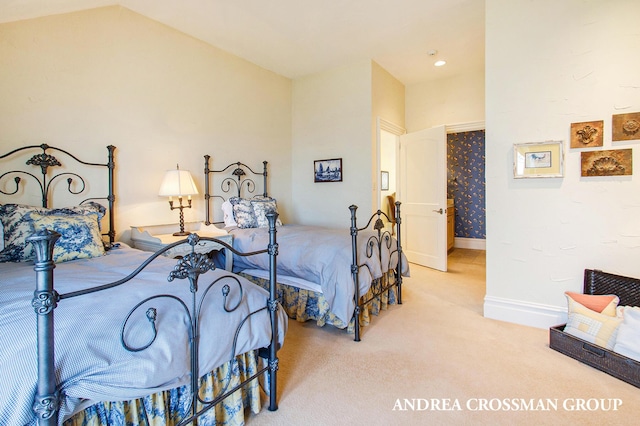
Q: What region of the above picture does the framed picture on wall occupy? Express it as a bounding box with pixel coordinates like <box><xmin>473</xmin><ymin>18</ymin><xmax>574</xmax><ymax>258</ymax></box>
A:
<box><xmin>314</xmin><ymin>158</ymin><xmax>342</xmax><ymax>182</ymax></box>
<box><xmin>513</xmin><ymin>141</ymin><xmax>564</xmax><ymax>178</ymax></box>
<box><xmin>381</xmin><ymin>171</ymin><xmax>389</xmax><ymax>190</ymax></box>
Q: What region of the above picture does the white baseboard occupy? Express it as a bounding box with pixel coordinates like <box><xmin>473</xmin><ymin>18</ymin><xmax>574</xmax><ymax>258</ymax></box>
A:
<box><xmin>454</xmin><ymin>237</ymin><xmax>486</xmax><ymax>250</ymax></box>
<box><xmin>483</xmin><ymin>296</ymin><xmax>567</xmax><ymax>329</ymax></box>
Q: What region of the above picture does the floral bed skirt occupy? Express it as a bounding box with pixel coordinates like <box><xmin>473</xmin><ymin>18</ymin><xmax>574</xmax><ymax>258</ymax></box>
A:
<box><xmin>239</xmin><ymin>271</ymin><xmax>398</xmax><ymax>334</ymax></box>
<box><xmin>64</xmin><ymin>351</ymin><xmax>265</xmax><ymax>426</ymax></box>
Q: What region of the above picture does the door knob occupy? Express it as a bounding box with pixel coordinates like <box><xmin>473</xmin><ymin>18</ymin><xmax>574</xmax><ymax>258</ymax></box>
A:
<box><xmin>433</xmin><ymin>208</ymin><xmax>443</xmax><ymax>214</ymax></box>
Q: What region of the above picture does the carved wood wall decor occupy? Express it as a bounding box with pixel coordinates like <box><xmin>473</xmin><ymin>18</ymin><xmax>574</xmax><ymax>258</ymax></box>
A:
<box><xmin>612</xmin><ymin>112</ymin><xmax>640</xmax><ymax>141</ymax></box>
<box><xmin>581</xmin><ymin>149</ymin><xmax>632</xmax><ymax>177</ymax></box>
<box><xmin>570</xmin><ymin>120</ymin><xmax>603</xmax><ymax>148</ymax></box>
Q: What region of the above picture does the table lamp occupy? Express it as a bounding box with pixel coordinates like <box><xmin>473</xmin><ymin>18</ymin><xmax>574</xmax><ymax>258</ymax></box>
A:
<box><xmin>158</xmin><ymin>164</ymin><xmax>199</xmax><ymax>236</ymax></box>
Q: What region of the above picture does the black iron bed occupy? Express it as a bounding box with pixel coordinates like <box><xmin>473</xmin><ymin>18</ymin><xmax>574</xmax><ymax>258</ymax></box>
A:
<box><xmin>203</xmin><ymin>155</ymin><xmax>408</xmax><ymax>342</ymax></box>
<box><xmin>0</xmin><ymin>145</ymin><xmax>284</xmax><ymax>425</ymax></box>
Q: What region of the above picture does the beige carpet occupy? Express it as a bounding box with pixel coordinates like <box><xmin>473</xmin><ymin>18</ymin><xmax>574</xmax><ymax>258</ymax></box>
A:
<box><xmin>247</xmin><ymin>249</ymin><xmax>639</xmax><ymax>425</ymax></box>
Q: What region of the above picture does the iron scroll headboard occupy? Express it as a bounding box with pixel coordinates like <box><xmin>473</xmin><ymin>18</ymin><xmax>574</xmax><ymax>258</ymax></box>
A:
<box><xmin>0</xmin><ymin>144</ymin><xmax>116</xmax><ymax>246</ymax></box>
<box><xmin>1</xmin><ymin>146</ymin><xmax>282</xmax><ymax>424</ymax></box>
<box><xmin>203</xmin><ymin>155</ymin><xmax>268</xmax><ymax>225</ymax></box>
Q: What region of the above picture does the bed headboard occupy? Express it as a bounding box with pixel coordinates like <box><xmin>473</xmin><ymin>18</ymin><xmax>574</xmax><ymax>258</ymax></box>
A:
<box><xmin>203</xmin><ymin>155</ymin><xmax>268</xmax><ymax>225</ymax></box>
<box><xmin>0</xmin><ymin>144</ymin><xmax>116</xmax><ymax>245</ymax></box>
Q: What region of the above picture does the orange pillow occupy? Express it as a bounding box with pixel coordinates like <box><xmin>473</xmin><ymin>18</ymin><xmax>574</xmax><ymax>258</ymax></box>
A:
<box><xmin>565</xmin><ymin>291</ymin><xmax>619</xmax><ymax>315</ymax></box>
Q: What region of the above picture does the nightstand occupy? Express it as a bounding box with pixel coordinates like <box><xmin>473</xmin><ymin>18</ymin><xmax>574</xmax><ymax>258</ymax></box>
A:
<box><xmin>130</xmin><ymin>222</ymin><xmax>234</xmax><ymax>271</ymax></box>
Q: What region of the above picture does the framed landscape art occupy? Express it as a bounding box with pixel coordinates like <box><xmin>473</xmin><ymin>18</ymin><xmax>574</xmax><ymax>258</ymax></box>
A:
<box><xmin>314</xmin><ymin>158</ymin><xmax>342</xmax><ymax>183</ymax></box>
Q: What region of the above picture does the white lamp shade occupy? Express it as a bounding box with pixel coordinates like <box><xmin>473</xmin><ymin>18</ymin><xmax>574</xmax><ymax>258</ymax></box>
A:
<box><xmin>159</xmin><ymin>169</ymin><xmax>199</xmax><ymax>197</ymax></box>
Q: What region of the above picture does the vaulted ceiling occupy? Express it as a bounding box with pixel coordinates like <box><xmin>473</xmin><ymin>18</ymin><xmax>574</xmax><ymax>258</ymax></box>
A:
<box><xmin>0</xmin><ymin>0</ymin><xmax>485</xmax><ymax>86</ymax></box>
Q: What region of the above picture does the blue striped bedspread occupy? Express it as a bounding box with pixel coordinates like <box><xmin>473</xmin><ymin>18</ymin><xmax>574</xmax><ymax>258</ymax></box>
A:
<box><xmin>230</xmin><ymin>224</ymin><xmax>410</xmax><ymax>325</ymax></box>
<box><xmin>0</xmin><ymin>244</ymin><xmax>287</xmax><ymax>425</ymax></box>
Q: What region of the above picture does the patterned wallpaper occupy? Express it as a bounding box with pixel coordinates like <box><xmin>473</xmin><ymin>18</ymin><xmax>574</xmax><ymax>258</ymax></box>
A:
<box><xmin>447</xmin><ymin>130</ymin><xmax>486</xmax><ymax>239</ymax></box>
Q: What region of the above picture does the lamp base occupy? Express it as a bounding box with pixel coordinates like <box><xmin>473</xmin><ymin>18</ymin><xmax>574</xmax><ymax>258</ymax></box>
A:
<box><xmin>173</xmin><ymin>231</ymin><xmax>190</xmax><ymax>237</ymax></box>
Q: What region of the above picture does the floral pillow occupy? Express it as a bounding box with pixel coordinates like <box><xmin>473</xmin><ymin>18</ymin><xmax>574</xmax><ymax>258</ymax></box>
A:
<box><xmin>230</xmin><ymin>197</ymin><xmax>258</xmax><ymax>229</ymax></box>
<box><xmin>30</xmin><ymin>212</ymin><xmax>105</xmax><ymax>263</ymax></box>
<box><xmin>0</xmin><ymin>202</ymin><xmax>106</xmax><ymax>262</ymax></box>
<box><xmin>251</xmin><ymin>197</ymin><xmax>282</xmax><ymax>228</ymax></box>
<box><xmin>229</xmin><ymin>196</ymin><xmax>282</xmax><ymax>228</ymax></box>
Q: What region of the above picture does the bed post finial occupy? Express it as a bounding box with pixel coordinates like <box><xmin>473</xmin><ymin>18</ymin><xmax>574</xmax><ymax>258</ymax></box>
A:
<box><xmin>204</xmin><ymin>155</ymin><xmax>212</xmax><ymax>225</ymax></box>
<box><xmin>28</xmin><ymin>229</ymin><xmax>61</xmax><ymax>425</ymax></box>
<box><xmin>262</xmin><ymin>161</ymin><xmax>268</xmax><ymax>197</ymax></box>
<box><xmin>107</xmin><ymin>145</ymin><xmax>116</xmax><ymax>246</ymax></box>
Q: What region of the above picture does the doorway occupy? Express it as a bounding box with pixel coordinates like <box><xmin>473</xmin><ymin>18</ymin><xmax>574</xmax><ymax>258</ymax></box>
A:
<box><xmin>376</xmin><ymin>119</ymin><xmax>486</xmax><ymax>268</ymax></box>
<box><xmin>379</xmin><ymin>128</ymin><xmax>398</xmax><ymax>231</ymax></box>
<box><xmin>376</xmin><ymin>117</ymin><xmax>404</xmax><ymax>218</ymax></box>
<box><xmin>446</xmin><ymin>128</ymin><xmax>486</xmax><ymax>252</ymax></box>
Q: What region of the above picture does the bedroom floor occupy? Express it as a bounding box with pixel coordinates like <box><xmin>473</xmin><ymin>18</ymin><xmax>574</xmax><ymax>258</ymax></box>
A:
<box><xmin>448</xmin><ymin>247</ymin><xmax>486</xmax><ymax>266</ymax></box>
<box><xmin>247</xmin><ymin>249</ymin><xmax>639</xmax><ymax>426</ymax></box>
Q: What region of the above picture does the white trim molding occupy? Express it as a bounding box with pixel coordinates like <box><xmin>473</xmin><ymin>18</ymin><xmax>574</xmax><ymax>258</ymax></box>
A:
<box><xmin>446</xmin><ymin>120</ymin><xmax>485</xmax><ymax>134</ymax></box>
<box><xmin>454</xmin><ymin>237</ymin><xmax>486</xmax><ymax>250</ymax></box>
<box><xmin>377</xmin><ymin>117</ymin><xmax>405</xmax><ymax>135</ymax></box>
<box><xmin>484</xmin><ymin>296</ymin><xmax>567</xmax><ymax>329</ymax></box>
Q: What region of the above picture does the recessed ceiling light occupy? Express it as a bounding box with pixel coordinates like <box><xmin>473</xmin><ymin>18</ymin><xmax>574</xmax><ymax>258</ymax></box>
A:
<box><xmin>434</xmin><ymin>60</ymin><xmax>446</xmax><ymax>67</ymax></box>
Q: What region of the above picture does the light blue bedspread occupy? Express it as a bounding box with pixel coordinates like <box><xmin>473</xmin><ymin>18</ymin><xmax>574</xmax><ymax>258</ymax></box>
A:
<box><xmin>230</xmin><ymin>225</ymin><xmax>410</xmax><ymax>324</ymax></box>
<box><xmin>0</xmin><ymin>245</ymin><xmax>287</xmax><ymax>425</ymax></box>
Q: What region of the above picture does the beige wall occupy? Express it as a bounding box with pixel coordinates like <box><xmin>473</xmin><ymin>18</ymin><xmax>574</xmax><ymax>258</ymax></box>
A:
<box><xmin>372</xmin><ymin>61</ymin><xmax>405</xmax><ymax>212</ymax></box>
<box><xmin>289</xmin><ymin>60</ymin><xmax>405</xmax><ymax>226</ymax></box>
<box><xmin>290</xmin><ymin>60</ymin><xmax>373</xmax><ymax>227</ymax></box>
<box><xmin>0</xmin><ymin>7</ymin><xmax>405</xmax><ymax>237</ymax></box>
<box><xmin>485</xmin><ymin>0</ymin><xmax>640</xmax><ymax>328</ymax></box>
<box><xmin>0</xmin><ymin>6</ymin><xmax>292</xmax><ymax>241</ymax></box>
<box><xmin>405</xmin><ymin>68</ymin><xmax>485</xmax><ymax>132</ymax></box>
<box><xmin>372</xmin><ymin>62</ymin><xmax>405</xmax><ymax>129</ymax></box>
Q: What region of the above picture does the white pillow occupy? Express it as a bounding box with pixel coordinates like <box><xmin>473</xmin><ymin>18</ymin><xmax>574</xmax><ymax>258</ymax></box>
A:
<box><xmin>613</xmin><ymin>306</ymin><xmax>640</xmax><ymax>362</ymax></box>
<box><xmin>221</xmin><ymin>200</ymin><xmax>237</xmax><ymax>227</ymax></box>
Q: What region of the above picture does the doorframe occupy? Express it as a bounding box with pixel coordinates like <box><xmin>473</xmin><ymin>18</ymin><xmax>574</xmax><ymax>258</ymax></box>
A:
<box><xmin>376</xmin><ymin>118</ymin><xmax>486</xmax><ymax>258</ymax></box>
<box><xmin>375</xmin><ymin>117</ymin><xmax>405</xmax><ymax>211</ymax></box>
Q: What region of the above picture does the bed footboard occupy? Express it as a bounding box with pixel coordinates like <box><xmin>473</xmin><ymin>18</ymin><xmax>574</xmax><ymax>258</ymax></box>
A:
<box><xmin>28</xmin><ymin>215</ymin><xmax>281</xmax><ymax>425</ymax></box>
<box><xmin>350</xmin><ymin>201</ymin><xmax>404</xmax><ymax>342</ymax></box>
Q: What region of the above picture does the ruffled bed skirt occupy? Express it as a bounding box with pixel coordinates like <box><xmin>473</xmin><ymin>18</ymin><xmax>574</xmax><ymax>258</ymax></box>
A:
<box><xmin>64</xmin><ymin>351</ymin><xmax>265</xmax><ymax>426</ymax></box>
<box><xmin>239</xmin><ymin>271</ymin><xmax>398</xmax><ymax>334</ymax></box>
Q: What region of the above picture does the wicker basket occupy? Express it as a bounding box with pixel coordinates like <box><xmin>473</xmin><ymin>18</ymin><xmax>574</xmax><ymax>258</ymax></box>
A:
<box><xmin>549</xmin><ymin>269</ymin><xmax>640</xmax><ymax>388</ymax></box>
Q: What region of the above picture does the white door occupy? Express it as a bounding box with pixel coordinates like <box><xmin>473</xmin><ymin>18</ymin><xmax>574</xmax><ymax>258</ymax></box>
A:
<box><xmin>399</xmin><ymin>125</ymin><xmax>448</xmax><ymax>271</ymax></box>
